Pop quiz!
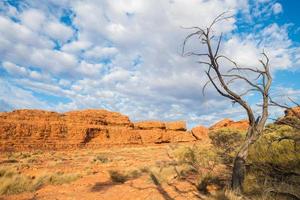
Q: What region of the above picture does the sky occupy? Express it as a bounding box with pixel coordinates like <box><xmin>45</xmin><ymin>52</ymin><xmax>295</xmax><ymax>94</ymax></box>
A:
<box><xmin>0</xmin><ymin>0</ymin><xmax>300</xmax><ymax>128</ymax></box>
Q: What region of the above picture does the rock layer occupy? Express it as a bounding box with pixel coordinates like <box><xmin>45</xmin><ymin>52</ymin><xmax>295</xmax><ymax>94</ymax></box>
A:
<box><xmin>0</xmin><ymin>109</ymin><xmax>197</xmax><ymax>151</ymax></box>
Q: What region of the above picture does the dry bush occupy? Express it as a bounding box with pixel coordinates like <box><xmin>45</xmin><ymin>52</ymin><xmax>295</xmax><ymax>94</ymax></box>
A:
<box><xmin>109</xmin><ymin>169</ymin><xmax>143</xmax><ymax>183</ymax></box>
<box><xmin>209</xmin><ymin>128</ymin><xmax>246</xmax><ymax>163</ymax></box>
<box><xmin>93</xmin><ymin>154</ymin><xmax>110</xmax><ymax>163</ymax></box>
<box><xmin>172</xmin><ymin>143</ymin><xmax>220</xmax><ymax>171</ymax></box>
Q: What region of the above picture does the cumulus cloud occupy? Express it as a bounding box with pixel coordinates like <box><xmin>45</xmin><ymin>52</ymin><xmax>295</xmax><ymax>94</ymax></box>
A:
<box><xmin>0</xmin><ymin>0</ymin><xmax>299</xmax><ymax>127</ymax></box>
<box><xmin>272</xmin><ymin>3</ymin><xmax>283</xmax><ymax>14</ymax></box>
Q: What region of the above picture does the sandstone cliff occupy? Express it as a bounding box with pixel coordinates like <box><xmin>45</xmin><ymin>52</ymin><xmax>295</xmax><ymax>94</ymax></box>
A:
<box><xmin>0</xmin><ymin>109</ymin><xmax>200</xmax><ymax>151</ymax></box>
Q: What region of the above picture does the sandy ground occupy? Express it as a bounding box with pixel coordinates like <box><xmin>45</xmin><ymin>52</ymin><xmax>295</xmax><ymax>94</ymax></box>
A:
<box><xmin>0</xmin><ymin>143</ymin><xmax>205</xmax><ymax>200</ymax></box>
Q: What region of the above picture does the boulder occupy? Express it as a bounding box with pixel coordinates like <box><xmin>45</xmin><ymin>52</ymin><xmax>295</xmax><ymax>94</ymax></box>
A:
<box><xmin>162</xmin><ymin>131</ymin><xmax>196</xmax><ymax>143</ymax></box>
<box><xmin>191</xmin><ymin>126</ymin><xmax>210</xmax><ymax>141</ymax></box>
<box><xmin>165</xmin><ymin>121</ymin><xmax>186</xmax><ymax>131</ymax></box>
<box><xmin>134</xmin><ymin>121</ymin><xmax>165</xmax><ymax>130</ymax></box>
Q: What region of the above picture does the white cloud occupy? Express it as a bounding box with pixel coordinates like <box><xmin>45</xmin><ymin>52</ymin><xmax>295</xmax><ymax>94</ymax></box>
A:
<box><xmin>0</xmin><ymin>78</ymin><xmax>49</xmax><ymax>110</ymax></box>
<box><xmin>76</xmin><ymin>61</ymin><xmax>103</xmax><ymax>77</ymax></box>
<box><xmin>0</xmin><ymin>0</ymin><xmax>299</xmax><ymax>127</ymax></box>
<box><xmin>2</xmin><ymin>61</ymin><xmax>27</xmax><ymax>76</ymax></box>
<box><xmin>20</xmin><ymin>9</ymin><xmax>46</xmax><ymax>32</ymax></box>
<box><xmin>62</xmin><ymin>40</ymin><xmax>92</xmax><ymax>54</ymax></box>
<box><xmin>272</xmin><ymin>3</ymin><xmax>283</xmax><ymax>14</ymax></box>
<box><xmin>44</xmin><ymin>21</ymin><xmax>74</xmax><ymax>43</ymax></box>
<box><xmin>84</xmin><ymin>46</ymin><xmax>119</xmax><ymax>61</ymax></box>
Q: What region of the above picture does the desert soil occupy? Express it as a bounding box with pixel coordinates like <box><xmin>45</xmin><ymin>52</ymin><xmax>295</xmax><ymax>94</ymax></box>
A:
<box><xmin>0</xmin><ymin>143</ymin><xmax>203</xmax><ymax>200</ymax></box>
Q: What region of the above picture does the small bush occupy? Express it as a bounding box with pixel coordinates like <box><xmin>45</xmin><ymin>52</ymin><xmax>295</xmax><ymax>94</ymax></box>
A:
<box><xmin>109</xmin><ymin>170</ymin><xmax>127</xmax><ymax>183</ymax></box>
<box><xmin>173</xmin><ymin>144</ymin><xmax>220</xmax><ymax>170</ymax></box>
<box><xmin>93</xmin><ymin>154</ymin><xmax>109</xmax><ymax>163</ymax></box>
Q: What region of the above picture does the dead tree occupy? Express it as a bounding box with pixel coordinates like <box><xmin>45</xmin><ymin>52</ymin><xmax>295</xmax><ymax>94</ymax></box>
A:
<box><xmin>182</xmin><ymin>13</ymin><xmax>272</xmax><ymax>192</ymax></box>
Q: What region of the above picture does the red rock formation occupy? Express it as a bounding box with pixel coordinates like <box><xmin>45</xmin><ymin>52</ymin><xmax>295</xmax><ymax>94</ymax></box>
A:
<box><xmin>0</xmin><ymin>109</ymin><xmax>197</xmax><ymax>151</ymax></box>
<box><xmin>165</xmin><ymin>121</ymin><xmax>186</xmax><ymax>131</ymax></box>
<box><xmin>134</xmin><ymin>121</ymin><xmax>165</xmax><ymax>130</ymax></box>
<box><xmin>191</xmin><ymin>126</ymin><xmax>210</xmax><ymax>141</ymax></box>
<box><xmin>285</xmin><ymin>106</ymin><xmax>300</xmax><ymax>118</ymax></box>
<box><xmin>209</xmin><ymin>119</ymin><xmax>249</xmax><ymax>132</ymax></box>
<box><xmin>133</xmin><ymin>120</ymin><xmax>194</xmax><ymax>144</ymax></box>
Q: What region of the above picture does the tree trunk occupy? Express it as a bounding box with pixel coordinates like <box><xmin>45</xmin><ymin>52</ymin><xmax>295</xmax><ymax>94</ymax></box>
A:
<box><xmin>231</xmin><ymin>129</ymin><xmax>255</xmax><ymax>193</ymax></box>
<box><xmin>231</xmin><ymin>156</ymin><xmax>246</xmax><ymax>193</ymax></box>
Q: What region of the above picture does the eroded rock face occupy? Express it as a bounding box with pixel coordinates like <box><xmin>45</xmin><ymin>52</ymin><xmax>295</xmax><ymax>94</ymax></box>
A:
<box><xmin>209</xmin><ymin>119</ymin><xmax>249</xmax><ymax>132</ymax></box>
<box><xmin>0</xmin><ymin>110</ymin><xmax>197</xmax><ymax>151</ymax></box>
<box><xmin>191</xmin><ymin>126</ymin><xmax>210</xmax><ymax>141</ymax></box>
<box><xmin>133</xmin><ymin>120</ymin><xmax>194</xmax><ymax>144</ymax></box>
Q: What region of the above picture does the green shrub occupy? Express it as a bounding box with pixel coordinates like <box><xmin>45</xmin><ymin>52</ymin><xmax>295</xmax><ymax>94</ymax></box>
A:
<box><xmin>248</xmin><ymin>124</ymin><xmax>300</xmax><ymax>172</ymax></box>
<box><xmin>245</xmin><ymin>124</ymin><xmax>300</xmax><ymax>198</ymax></box>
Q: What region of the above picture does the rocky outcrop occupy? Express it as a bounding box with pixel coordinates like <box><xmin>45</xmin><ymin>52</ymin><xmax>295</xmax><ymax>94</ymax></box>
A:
<box><xmin>285</xmin><ymin>106</ymin><xmax>300</xmax><ymax>118</ymax></box>
<box><xmin>0</xmin><ymin>109</ymin><xmax>197</xmax><ymax>151</ymax></box>
<box><xmin>209</xmin><ymin>119</ymin><xmax>249</xmax><ymax>132</ymax></box>
<box><xmin>165</xmin><ymin>121</ymin><xmax>186</xmax><ymax>131</ymax></box>
<box><xmin>191</xmin><ymin>126</ymin><xmax>210</xmax><ymax>141</ymax></box>
<box><xmin>133</xmin><ymin>120</ymin><xmax>194</xmax><ymax>144</ymax></box>
<box><xmin>134</xmin><ymin>121</ymin><xmax>165</xmax><ymax>130</ymax></box>
<box><xmin>276</xmin><ymin>106</ymin><xmax>300</xmax><ymax>127</ymax></box>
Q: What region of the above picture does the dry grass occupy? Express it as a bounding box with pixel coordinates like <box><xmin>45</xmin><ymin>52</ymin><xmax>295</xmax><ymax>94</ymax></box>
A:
<box><xmin>0</xmin><ymin>167</ymin><xmax>81</xmax><ymax>195</ymax></box>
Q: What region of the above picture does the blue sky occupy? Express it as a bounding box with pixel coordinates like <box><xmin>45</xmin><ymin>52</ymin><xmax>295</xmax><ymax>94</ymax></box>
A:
<box><xmin>0</xmin><ymin>0</ymin><xmax>299</xmax><ymax>128</ymax></box>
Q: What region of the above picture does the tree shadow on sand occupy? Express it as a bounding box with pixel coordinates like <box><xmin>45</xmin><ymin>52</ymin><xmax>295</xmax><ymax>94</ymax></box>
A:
<box><xmin>90</xmin><ymin>181</ymin><xmax>118</xmax><ymax>192</ymax></box>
